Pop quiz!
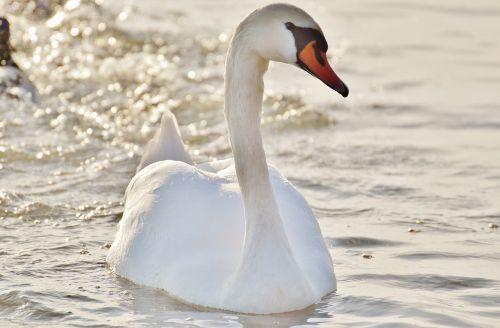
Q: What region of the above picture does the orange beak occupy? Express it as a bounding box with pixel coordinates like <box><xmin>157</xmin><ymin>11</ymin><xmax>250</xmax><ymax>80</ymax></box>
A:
<box><xmin>298</xmin><ymin>41</ymin><xmax>349</xmax><ymax>97</ymax></box>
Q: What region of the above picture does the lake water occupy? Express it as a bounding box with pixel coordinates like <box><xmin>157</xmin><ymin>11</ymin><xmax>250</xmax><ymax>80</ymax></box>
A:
<box><xmin>1</xmin><ymin>0</ymin><xmax>500</xmax><ymax>327</ymax></box>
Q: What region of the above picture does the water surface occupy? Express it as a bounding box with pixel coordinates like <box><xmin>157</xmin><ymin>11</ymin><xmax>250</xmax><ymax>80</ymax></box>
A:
<box><xmin>1</xmin><ymin>0</ymin><xmax>500</xmax><ymax>327</ymax></box>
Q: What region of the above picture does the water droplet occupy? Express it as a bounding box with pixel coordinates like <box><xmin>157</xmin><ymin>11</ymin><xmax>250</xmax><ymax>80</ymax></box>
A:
<box><xmin>65</xmin><ymin>0</ymin><xmax>81</xmax><ymax>11</ymax></box>
<box><xmin>108</xmin><ymin>37</ymin><xmax>117</xmax><ymax>47</ymax></box>
<box><xmin>218</xmin><ymin>33</ymin><xmax>228</xmax><ymax>43</ymax></box>
<box><xmin>97</xmin><ymin>22</ymin><xmax>107</xmax><ymax>31</ymax></box>
<box><xmin>70</xmin><ymin>27</ymin><xmax>80</xmax><ymax>37</ymax></box>
<box><xmin>118</xmin><ymin>11</ymin><xmax>129</xmax><ymax>21</ymax></box>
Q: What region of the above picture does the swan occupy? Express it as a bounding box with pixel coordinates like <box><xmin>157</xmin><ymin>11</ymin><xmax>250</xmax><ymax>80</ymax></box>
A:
<box><xmin>0</xmin><ymin>17</ymin><xmax>38</xmax><ymax>102</ymax></box>
<box><xmin>107</xmin><ymin>3</ymin><xmax>349</xmax><ymax>314</ymax></box>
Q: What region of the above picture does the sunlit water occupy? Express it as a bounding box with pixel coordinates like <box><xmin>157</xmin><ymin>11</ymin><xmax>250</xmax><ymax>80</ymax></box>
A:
<box><xmin>1</xmin><ymin>0</ymin><xmax>500</xmax><ymax>327</ymax></box>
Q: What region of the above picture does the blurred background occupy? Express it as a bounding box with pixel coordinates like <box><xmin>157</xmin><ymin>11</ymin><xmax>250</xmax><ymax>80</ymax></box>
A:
<box><xmin>1</xmin><ymin>0</ymin><xmax>499</xmax><ymax>327</ymax></box>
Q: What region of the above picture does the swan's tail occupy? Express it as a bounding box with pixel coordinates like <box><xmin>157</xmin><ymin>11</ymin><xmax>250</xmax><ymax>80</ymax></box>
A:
<box><xmin>136</xmin><ymin>110</ymin><xmax>194</xmax><ymax>172</ymax></box>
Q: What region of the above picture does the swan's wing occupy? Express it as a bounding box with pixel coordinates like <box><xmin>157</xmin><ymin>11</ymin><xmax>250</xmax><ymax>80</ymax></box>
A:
<box><xmin>268</xmin><ymin>166</ymin><xmax>336</xmax><ymax>297</ymax></box>
<box><xmin>196</xmin><ymin>158</ymin><xmax>234</xmax><ymax>173</ymax></box>
<box><xmin>136</xmin><ymin>110</ymin><xmax>193</xmax><ymax>173</ymax></box>
<box><xmin>108</xmin><ymin>160</ymin><xmax>245</xmax><ymax>306</ymax></box>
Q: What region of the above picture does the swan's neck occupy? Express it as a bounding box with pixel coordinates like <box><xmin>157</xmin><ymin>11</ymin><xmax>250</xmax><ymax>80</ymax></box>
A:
<box><xmin>224</xmin><ymin>36</ymin><xmax>288</xmax><ymax>241</ymax></box>
<box><xmin>222</xmin><ymin>28</ymin><xmax>314</xmax><ymax>303</ymax></box>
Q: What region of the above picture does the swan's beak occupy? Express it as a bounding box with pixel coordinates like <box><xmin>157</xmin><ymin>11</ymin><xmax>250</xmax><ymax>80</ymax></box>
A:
<box><xmin>298</xmin><ymin>41</ymin><xmax>349</xmax><ymax>97</ymax></box>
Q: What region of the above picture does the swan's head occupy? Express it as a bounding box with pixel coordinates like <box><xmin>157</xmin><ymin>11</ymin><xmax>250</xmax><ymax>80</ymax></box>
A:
<box><xmin>241</xmin><ymin>4</ymin><xmax>348</xmax><ymax>97</ymax></box>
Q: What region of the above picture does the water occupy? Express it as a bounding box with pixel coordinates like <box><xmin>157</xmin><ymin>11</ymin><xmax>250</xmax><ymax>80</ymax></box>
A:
<box><xmin>1</xmin><ymin>0</ymin><xmax>500</xmax><ymax>327</ymax></box>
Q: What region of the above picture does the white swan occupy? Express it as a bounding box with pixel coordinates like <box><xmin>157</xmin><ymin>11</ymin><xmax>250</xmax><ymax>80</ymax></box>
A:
<box><xmin>107</xmin><ymin>3</ymin><xmax>348</xmax><ymax>314</ymax></box>
<box><xmin>0</xmin><ymin>17</ymin><xmax>38</xmax><ymax>102</ymax></box>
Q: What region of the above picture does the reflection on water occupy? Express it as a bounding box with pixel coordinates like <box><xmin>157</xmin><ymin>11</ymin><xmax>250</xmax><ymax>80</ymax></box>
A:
<box><xmin>1</xmin><ymin>0</ymin><xmax>500</xmax><ymax>327</ymax></box>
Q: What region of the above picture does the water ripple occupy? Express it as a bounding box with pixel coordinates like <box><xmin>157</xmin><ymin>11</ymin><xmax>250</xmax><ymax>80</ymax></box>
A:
<box><xmin>347</xmin><ymin>274</ymin><xmax>498</xmax><ymax>290</ymax></box>
<box><xmin>326</xmin><ymin>237</ymin><xmax>405</xmax><ymax>248</ymax></box>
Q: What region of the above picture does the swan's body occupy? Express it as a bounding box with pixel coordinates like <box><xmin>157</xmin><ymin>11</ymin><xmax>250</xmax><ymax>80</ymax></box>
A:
<box><xmin>111</xmin><ymin>157</ymin><xmax>334</xmax><ymax>313</ymax></box>
<box><xmin>108</xmin><ymin>3</ymin><xmax>348</xmax><ymax>314</ymax></box>
<box><xmin>0</xmin><ymin>17</ymin><xmax>38</xmax><ymax>102</ymax></box>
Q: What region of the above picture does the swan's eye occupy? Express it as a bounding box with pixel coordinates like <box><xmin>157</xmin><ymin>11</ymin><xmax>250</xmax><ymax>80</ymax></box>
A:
<box><xmin>284</xmin><ymin>22</ymin><xmax>327</xmax><ymax>62</ymax></box>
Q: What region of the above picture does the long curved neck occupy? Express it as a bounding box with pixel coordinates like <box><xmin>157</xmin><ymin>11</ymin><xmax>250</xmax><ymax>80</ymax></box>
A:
<box><xmin>222</xmin><ymin>26</ymin><xmax>312</xmax><ymax>300</ymax></box>
<box><xmin>224</xmin><ymin>35</ymin><xmax>284</xmax><ymax>232</ymax></box>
